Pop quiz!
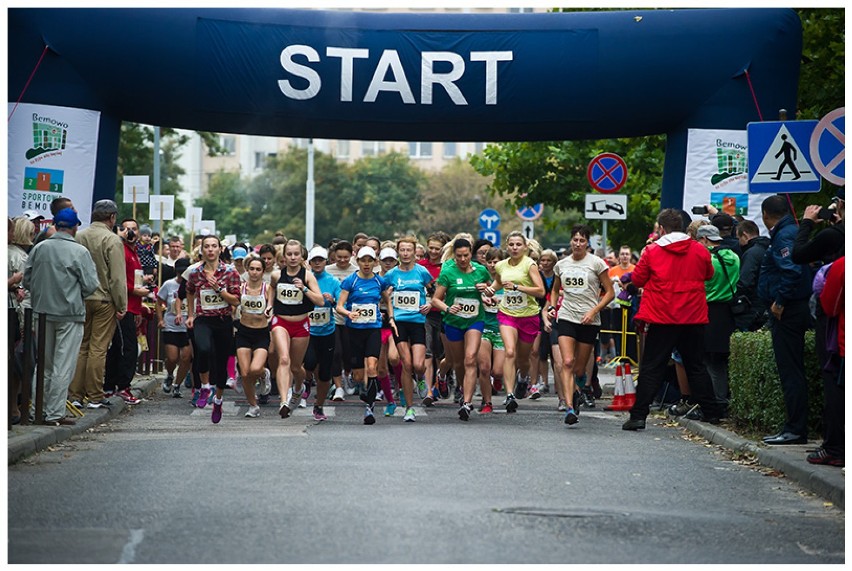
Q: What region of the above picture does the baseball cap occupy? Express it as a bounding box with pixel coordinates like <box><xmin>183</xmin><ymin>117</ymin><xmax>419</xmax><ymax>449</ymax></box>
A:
<box><xmin>53</xmin><ymin>208</ymin><xmax>82</xmax><ymax>228</ymax></box>
<box><xmin>308</xmin><ymin>246</ymin><xmax>329</xmax><ymax>261</ymax></box>
<box><xmin>710</xmin><ymin>213</ymin><xmax>735</xmax><ymax>231</ymax></box>
<box><xmin>22</xmin><ymin>209</ymin><xmax>44</xmax><ymax>222</ymax></box>
<box><xmin>356</xmin><ymin>246</ymin><xmax>377</xmax><ymax>260</ymax></box>
<box><xmin>379</xmin><ymin>247</ymin><xmax>398</xmax><ymax>260</ymax></box>
<box><xmin>232</xmin><ymin>247</ymin><xmax>248</xmax><ymax>260</ymax></box>
<box><xmin>174</xmin><ymin>258</ymin><xmax>191</xmax><ymax>272</ymax></box>
<box><xmin>696</xmin><ymin>225</ymin><xmax>723</xmax><ymax>241</ymax></box>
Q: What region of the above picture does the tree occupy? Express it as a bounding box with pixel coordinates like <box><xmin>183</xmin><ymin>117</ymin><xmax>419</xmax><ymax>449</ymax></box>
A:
<box><xmin>195</xmin><ymin>170</ymin><xmax>254</xmax><ymax>242</ymax></box>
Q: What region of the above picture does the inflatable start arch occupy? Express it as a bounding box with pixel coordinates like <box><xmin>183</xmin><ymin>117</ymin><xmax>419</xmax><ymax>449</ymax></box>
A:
<box><xmin>9</xmin><ymin>8</ymin><xmax>802</xmax><ymax>208</ymax></box>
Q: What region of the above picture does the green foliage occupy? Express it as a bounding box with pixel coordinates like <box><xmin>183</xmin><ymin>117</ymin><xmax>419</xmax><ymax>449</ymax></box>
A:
<box><xmin>728</xmin><ymin>330</ymin><xmax>824</xmax><ymax>437</ymax></box>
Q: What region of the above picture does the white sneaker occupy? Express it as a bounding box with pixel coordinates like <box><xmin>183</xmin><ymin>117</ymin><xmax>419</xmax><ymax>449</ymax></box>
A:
<box><xmin>226</xmin><ymin>377</ymin><xmax>236</xmax><ymax>390</ymax></box>
<box><xmin>403</xmin><ymin>407</ymin><xmax>416</xmax><ymax>422</ymax></box>
<box><xmin>288</xmin><ymin>389</ymin><xmax>301</xmax><ymax>411</ymax></box>
<box><xmin>232</xmin><ymin>372</ymin><xmax>244</xmax><ymax>394</ymax></box>
<box><xmin>245</xmin><ymin>405</ymin><xmax>261</xmax><ymax>418</ymax></box>
<box><xmin>557</xmin><ymin>399</ymin><xmax>567</xmax><ymax>412</ymax></box>
<box><xmin>260</xmin><ymin>368</ymin><xmax>272</xmax><ymax>396</ymax></box>
<box><xmin>299</xmin><ymin>397</ymin><xmax>307</xmax><ymax>409</ymax></box>
<box><xmin>332</xmin><ymin>386</ymin><xmax>345</xmax><ymax>401</ymax></box>
<box><xmin>344</xmin><ymin>373</ymin><xmax>357</xmax><ymax>395</ymax></box>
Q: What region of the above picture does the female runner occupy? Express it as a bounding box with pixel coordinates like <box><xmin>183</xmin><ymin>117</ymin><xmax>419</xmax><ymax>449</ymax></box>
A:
<box><xmin>235</xmin><ymin>255</ymin><xmax>275</xmax><ymax>418</ymax></box>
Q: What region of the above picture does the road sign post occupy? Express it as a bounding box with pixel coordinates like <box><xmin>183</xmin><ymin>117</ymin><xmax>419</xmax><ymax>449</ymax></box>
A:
<box><xmin>747</xmin><ymin>120</ymin><xmax>821</xmax><ymax>193</ymax></box>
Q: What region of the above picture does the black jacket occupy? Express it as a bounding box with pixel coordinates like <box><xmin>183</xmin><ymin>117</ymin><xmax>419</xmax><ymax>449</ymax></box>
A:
<box><xmin>735</xmin><ymin>235</ymin><xmax>770</xmax><ymax>330</ymax></box>
<box><xmin>792</xmin><ymin>219</ymin><xmax>844</xmax><ymax>265</ymax></box>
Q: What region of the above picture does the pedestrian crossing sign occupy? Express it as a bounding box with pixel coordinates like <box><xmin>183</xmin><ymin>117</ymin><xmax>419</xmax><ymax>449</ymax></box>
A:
<box><xmin>747</xmin><ymin>120</ymin><xmax>821</xmax><ymax>193</ymax></box>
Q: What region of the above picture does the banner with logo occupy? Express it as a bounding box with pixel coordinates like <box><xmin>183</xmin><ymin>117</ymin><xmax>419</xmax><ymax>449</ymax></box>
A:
<box><xmin>683</xmin><ymin>129</ymin><xmax>767</xmax><ymax>235</ymax></box>
<box><xmin>8</xmin><ymin>103</ymin><xmax>101</xmax><ymax>226</ymax></box>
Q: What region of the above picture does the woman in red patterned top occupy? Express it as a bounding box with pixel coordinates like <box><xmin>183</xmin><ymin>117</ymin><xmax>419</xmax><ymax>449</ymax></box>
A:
<box><xmin>186</xmin><ymin>235</ymin><xmax>242</xmax><ymax>424</ymax></box>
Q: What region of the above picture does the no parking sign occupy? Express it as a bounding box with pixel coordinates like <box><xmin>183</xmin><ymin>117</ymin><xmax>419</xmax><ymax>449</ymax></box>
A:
<box><xmin>587</xmin><ymin>153</ymin><xmax>628</xmax><ymax>194</ymax></box>
<box><xmin>810</xmin><ymin>107</ymin><xmax>845</xmax><ymax>186</ymax></box>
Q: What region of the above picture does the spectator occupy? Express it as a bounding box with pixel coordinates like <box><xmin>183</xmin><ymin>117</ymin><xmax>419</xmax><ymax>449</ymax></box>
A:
<box><xmin>710</xmin><ymin>212</ymin><xmax>743</xmax><ymax>257</ymax></box>
<box><xmin>791</xmin><ymin>188</ymin><xmax>845</xmax><ymax>466</ymax></box>
<box><xmin>23</xmin><ymin>208</ymin><xmax>99</xmax><ymax>425</ymax></box>
<box><xmin>811</xmin><ymin>256</ymin><xmax>844</xmax><ymax>466</ymax></box>
<box><xmin>603</xmin><ymin>245</ymin><xmax>635</xmax><ymax>364</ymax></box>
<box><xmin>696</xmin><ymin>225</ymin><xmax>740</xmax><ymax>418</ymax></box>
<box><xmin>69</xmin><ymin>200</ymin><xmax>127</xmax><ymax>409</ymax></box>
<box><xmin>137</xmin><ymin>225</ymin><xmax>158</xmax><ymax>275</ymax></box>
<box><xmin>32</xmin><ymin>197</ymin><xmax>72</xmax><ymax>246</ymax></box>
<box><xmin>104</xmin><ymin>218</ymin><xmax>150</xmax><ymax>405</ymax></box>
<box><xmin>9</xmin><ymin>217</ymin><xmax>36</xmax><ymax>324</ymax></box>
<box><xmin>622</xmin><ymin>208</ymin><xmax>721</xmax><ymax>431</ymax></box>
<box><xmin>735</xmin><ymin>220</ymin><xmax>770</xmax><ymax>331</ymax></box>
<box><xmin>8</xmin><ymin>218</ymin><xmax>26</xmax><ymax>424</ymax></box>
<box><xmin>757</xmin><ymin>195</ymin><xmax>814</xmax><ymax>445</ymax></box>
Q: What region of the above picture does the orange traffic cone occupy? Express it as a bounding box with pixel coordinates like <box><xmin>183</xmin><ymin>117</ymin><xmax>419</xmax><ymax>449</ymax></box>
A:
<box><xmin>622</xmin><ymin>363</ymin><xmax>636</xmax><ymax>409</ymax></box>
<box><xmin>604</xmin><ymin>365</ymin><xmax>627</xmax><ymax>411</ymax></box>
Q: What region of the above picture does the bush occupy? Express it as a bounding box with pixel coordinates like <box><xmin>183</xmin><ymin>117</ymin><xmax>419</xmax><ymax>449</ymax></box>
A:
<box><xmin>728</xmin><ymin>329</ymin><xmax>824</xmax><ymax>437</ymax></box>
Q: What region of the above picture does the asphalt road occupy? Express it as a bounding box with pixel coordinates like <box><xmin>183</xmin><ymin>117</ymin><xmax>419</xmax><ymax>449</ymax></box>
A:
<box><xmin>8</xmin><ymin>388</ymin><xmax>845</xmax><ymax>564</ymax></box>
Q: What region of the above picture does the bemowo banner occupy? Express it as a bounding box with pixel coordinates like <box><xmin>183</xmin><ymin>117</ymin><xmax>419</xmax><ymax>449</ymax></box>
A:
<box><xmin>683</xmin><ymin>128</ymin><xmax>767</xmax><ymax>235</ymax></box>
<box><xmin>8</xmin><ymin>103</ymin><xmax>100</xmax><ymax>226</ymax></box>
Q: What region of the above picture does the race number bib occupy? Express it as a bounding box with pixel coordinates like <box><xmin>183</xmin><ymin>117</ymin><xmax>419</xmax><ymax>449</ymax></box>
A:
<box><xmin>134</xmin><ymin>269</ymin><xmax>144</xmax><ymax>289</ymax></box>
<box><xmin>199</xmin><ymin>288</ymin><xmax>228</xmax><ymax>311</ymax></box>
<box><xmin>276</xmin><ymin>283</ymin><xmax>304</xmax><ymax>305</ymax></box>
<box><xmin>484</xmin><ymin>292</ymin><xmax>502</xmax><ymax>314</ymax></box>
<box><xmin>393</xmin><ymin>291</ymin><xmax>421</xmax><ymax>312</ymax></box>
<box><xmin>241</xmin><ymin>294</ymin><xmax>266</xmax><ymax>315</ymax></box>
<box><xmin>561</xmin><ymin>268</ymin><xmax>587</xmax><ymax>293</ymax></box>
<box><xmin>309</xmin><ymin>307</ymin><xmax>331</xmax><ymax>327</ymax></box>
<box><xmin>351</xmin><ymin>303</ymin><xmax>378</xmax><ymax>324</ymax></box>
<box><xmin>502</xmin><ymin>290</ymin><xmax>527</xmax><ymax>311</ymax></box>
<box><xmin>454</xmin><ymin>297</ymin><xmax>480</xmax><ymax>319</ymax></box>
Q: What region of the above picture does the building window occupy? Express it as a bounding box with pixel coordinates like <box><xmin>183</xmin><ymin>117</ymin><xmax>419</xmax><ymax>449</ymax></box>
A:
<box><xmin>337</xmin><ymin>140</ymin><xmax>350</xmax><ymax>159</ymax></box>
<box><xmin>254</xmin><ymin>152</ymin><xmax>276</xmax><ymax>170</ymax></box>
<box><xmin>443</xmin><ymin>142</ymin><xmax>457</xmax><ymax>158</ymax></box>
<box><xmin>362</xmin><ymin>141</ymin><xmax>385</xmax><ymax>157</ymax></box>
<box><xmin>219</xmin><ymin>135</ymin><xmax>236</xmax><ymax>156</ymax></box>
<box><xmin>409</xmin><ymin>142</ymin><xmax>433</xmax><ymax>159</ymax></box>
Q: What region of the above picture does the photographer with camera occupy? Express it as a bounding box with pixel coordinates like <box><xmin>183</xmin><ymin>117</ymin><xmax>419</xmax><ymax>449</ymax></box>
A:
<box><xmin>104</xmin><ymin>218</ymin><xmax>153</xmax><ymax>405</ymax></box>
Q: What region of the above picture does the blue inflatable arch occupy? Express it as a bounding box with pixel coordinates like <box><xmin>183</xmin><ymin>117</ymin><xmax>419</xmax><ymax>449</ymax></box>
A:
<box><xmin>9</xmin><ymin>8</ymin><xmax>802</xmax><ymax>208</ymax></box>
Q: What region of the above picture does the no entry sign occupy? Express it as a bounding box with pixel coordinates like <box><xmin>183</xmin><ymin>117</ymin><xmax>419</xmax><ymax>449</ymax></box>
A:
<box><xmin>587</xmin><ymin>153</ymin><xmax>628</xmax><ymax>194</ymax></box>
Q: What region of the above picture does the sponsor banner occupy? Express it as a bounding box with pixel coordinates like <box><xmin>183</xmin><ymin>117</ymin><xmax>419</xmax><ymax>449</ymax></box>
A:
<box><xmin>8</xmin><ymin>103</ymin><xmax>100</xmax><ymax>226</ymax></box>
<box><xmin>683</xmin><ymin>129</ymin><xmax>767</xmax><ymax>235</ymax></box>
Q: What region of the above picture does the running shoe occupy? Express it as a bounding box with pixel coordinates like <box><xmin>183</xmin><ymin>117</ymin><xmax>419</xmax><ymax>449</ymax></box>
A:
<box><xmin>234</xmin><ymin>372</ymin><xmax>244</xmax><ymax>395</ymax></box>
<box><xmin>190</xmin><ymin>389</ymin><xmax>199</xmax><ymax>407</ymax></box>
<box><xmin>364</xmin><ymin>405</ymin><xmax>376</xmax><ymax>425</ymax></box>
<box><xmin>528</xmin><ymin>384</ymin><xmax>541</xmax><ymax>400</ymax></box>
<box><xmin>437</xmin><ymin>377</ymin><xmax>449</xmax><ymax>398</ymax></box>
<box><xmin>376</xmin><ymin>390</ymin><xmax>385</xmax><ymax>403</ymax></box>
<box><xmin>118</xmin><ymin>388</ymin><xmax>140</xmax><ymax>405</ymax></box>
<box><xmin>384</xmin><ymin>403</ymin><xmax>397</xmax><ymax>417</ymax></box>
<box><xmin>806</xmin><ymin>447</ymin><xmax>844</xmax><ymax>467</ymax></box>
<box><xmin>162</xmin><ymin>379</ymin><xmax>172</xmax><ymax>394</ymax></box>
<box><xmin>172</xmin><ymin>386</ymin><xmax>182</xmax><ymax>399</ymax></box>
<box><xmin>260</xmin><ymin>368</ymin><xmax>272</xmax><ymax>396</ymax></box>
<box><xmin>312</xmin><ymin>406</ymin><xmax>328</xmax><ymax>421</ymax></box>
<box><xmin>258</xmin><ymin>393</ymin><xmax>270</xmax><ymax>405</ymax></box>
<box><xmin>87</xmin><ymin>399</ymin><xmax>112</xmax><ymax>409</ymax></box>
<box><xmin>581</xmin><ymin>389</ymin><xmax>595</xmax><ymax>409</ymax></box>
<box><xmin>196</xmin><ymin>387</ymin><xmax>211</xmax><ymax>408</ymax></box>
<box><xmin>667</xmin><ymin>399</ymin><xmax>693</xmax><ymax>417</ymax></box>
<box><xmin>245</xmin><ymin>405</ymin><xmax>261</xmax><ymax>418</ymax></box>
<box><xmin>103</xmin><ymin>389</ymin><xmax>115</xmax><ymax>398</ymax></box>
<box><xmin>416</xmin><ymin>377</ymin><xmax>428</xmax><ymax>399</ymax></box>
<box><xmin>279</xmin><ymin>401</ymin><xmax>291</xmax><ymax>419</ymax></box>
<box><xmin>515</xmin><ymin>379</ymin><xmax>529</xmax><ymax>400</ymax></box>
<box><xmin>332</xmin><ymin>386</ymin><xmax>345</xmax><ymax>402</ymax></box>
<box><xmin>165</xmin><ymin>372</ymin><xmax>174</xmax><ymax>386</ymax></box>
<box><xmin>458</xmin><ymin>402</ymin><xmax>472</xmax><ymax>421</ymax></box>
<box><xmin>344</xmin><ymin>373</ymin><xmax>357</xmax><ymax>396</ymax></box>
<box><xmin>211</xmin><ymin>400</ymin><xmax>223</xmax><ymax>424</ymax></box>
<box><xmin>288</xmin><ymin>390</ymin><xmax>302</xmax><ymax>412</ymax></box>
<box><xmin>403</xmin><ymin>407</ymin><xmax>416</xmax><ymax>422</ymax></box>
<box><xmin>453</xmin><ymin>385</ymin><xmax>462</xmax><ymax>404</ymax></box>
<box><xmin>183</xmin><ymin>373</ymin><xmax>192</xmax><ymax>389</ymax></box>
<box><xmin>398</xmin><ymin>389</ymin><xmax>407</xmax><ymax>408</ymax></box>
<box><xmin>504</xmin><ymin>394</ymin><xmax>518</xmax><ymax>413</ymax></box>
<box><xmin>360</xmin><ymin>378</ymin><xmax>378</xmax><ymax>404</ymax></box>
<box><xmin>572</xmin><ymin>390</ymin><xmax>581</xmax><ymax>414</ymax></box>
<box><xmin>564</xmin><ymin>407</ymin><xmax>579</xmax><ymax>425</ymax></box>
<box><xmin>70</xmin><ymin>399</ymin><xmax>84</xmax><ymax>408</ymax></box>
<box><xmin>480</xmin><ymin>402</ymin><xmax>494</xmax><ymax>414</ymax></box>
<box><xmin>299</xmin><ymin>397</ymin><xmax>308</xmax><ymax>409</ymax></box>
<box><xmin>557</xmin><ymin>399</ymin><xmax>567</xmax><ymax>412</ymax></box>
<box><xmin>422</xmin><ymin>394</ymin><xmax>434</xmax><ymax>407</ymax></box>
<box><xmin>492</xmin><ymin>376</ymin><xmax>503</xmax><ymax>394</ymax></box>
<box><xmin>542</xmin><ymin>384</ymin><xmax>550</xmax><ymax>394</ymax></box>
<box><xmin>226</xmin><ymin>377</ymin><xmax>237</xmax><ymax>391</ymax></box>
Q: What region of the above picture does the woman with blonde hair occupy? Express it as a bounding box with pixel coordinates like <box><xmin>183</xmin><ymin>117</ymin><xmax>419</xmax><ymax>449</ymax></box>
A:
<box><xmin>483</xmin><ymin>230</ymin><xmax>546</xmax><ymax>413</ymax></box>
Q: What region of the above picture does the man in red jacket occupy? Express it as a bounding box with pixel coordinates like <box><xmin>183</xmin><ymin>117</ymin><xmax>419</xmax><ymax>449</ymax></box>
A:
<box><xmin>622</xmin><ymin>209</ymin><xmax>722</xmax><ymax>430</ymax></box>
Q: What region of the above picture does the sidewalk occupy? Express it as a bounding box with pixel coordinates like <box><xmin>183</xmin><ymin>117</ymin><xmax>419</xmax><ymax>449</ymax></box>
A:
<box><xmin>8</xmin><ymin>367</ymin><xmax>845</xmax><ymax>509</ymax></box>
<box><xmin>7</xmin><ymin>374</ymin><xmax>162</xmax><ymax>465</ymax></box>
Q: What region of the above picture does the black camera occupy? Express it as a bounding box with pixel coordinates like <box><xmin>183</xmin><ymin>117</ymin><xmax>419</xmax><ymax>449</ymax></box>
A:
<box><xmin>817</xmin><ymin>207</ymin><xmax>835</xmax><ymax>221</ymax></box>
<box><xmin>691</xmin><ymin>205</ymin><xmax>709</xmax><ymax>215</ymax></box>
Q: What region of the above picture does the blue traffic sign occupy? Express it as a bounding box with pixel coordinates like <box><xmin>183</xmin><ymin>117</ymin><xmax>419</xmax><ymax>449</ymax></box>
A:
<box><xmin>516</xmin><ymin>203</ymin><xmax>544</xmax><ymax>221</ymax></box>
<box><xmin>479</xmin><ymin>208</ymin><xmax>501</xmax><ymax>230</ymax></box>
<box><xmin>748</xmin><ymin>120</ymin><xmax>821</xmax><ymax>193</ymax></box>
<box><xmin>479</xmin><ymin>229</ymin><xmax>500</xmax><ymax>248</ymax></box>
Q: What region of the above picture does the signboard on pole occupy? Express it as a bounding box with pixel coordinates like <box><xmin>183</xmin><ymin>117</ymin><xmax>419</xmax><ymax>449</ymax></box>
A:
<box><xmin>148</xmin><ymin>195</ymin><xmax>175</xmax><ymax>221</ymax></box>
<box><xmin>521</xmin><ymin>220</ymin><xmax>534</xmax><ymax>240</ymax></box>
<box><xmin>747</xmin><ymin>120</ymin><xmax>820</xmax><ymax>193</ymax></box>
<box><xmin>123</xmin><ymin>175</ymin><xmax>150</xmax><ymax>203</ymax></box>
<box><xmin>809</xmin><ymin>107</ymin><xmax>845</xmax><ymax>186</ymax></box>
<box><xmin>587</xmin><ymin>153</ymin><xmax>627</xmax><ymax>194</ymax></box>
<box><xmin>584</xmin><ymin>194</ymin><xmax>627</xmax><ymax>220</ymax></box>
<box><xmin>479</xmin><ymin>229</ymin><xmax>501</xmax><ymax>247</ymax></box>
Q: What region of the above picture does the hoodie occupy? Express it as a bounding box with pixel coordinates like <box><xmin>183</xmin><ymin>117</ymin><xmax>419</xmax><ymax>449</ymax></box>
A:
<box><xmin>631</xmin><ymin>232</ymin><xmax>714</xmax><ymax>325</ymax></box>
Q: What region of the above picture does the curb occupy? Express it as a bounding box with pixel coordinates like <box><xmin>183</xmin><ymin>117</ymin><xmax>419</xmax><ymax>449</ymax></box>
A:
<box><xmin>7</xmin><ymin>375</ymin><xmax>162</xmax><ymax>466</ymax></box>
<box><xmin>677</xmin><ymin>417</ymin><xmax>844</xmax><ymax>510</ymax></box>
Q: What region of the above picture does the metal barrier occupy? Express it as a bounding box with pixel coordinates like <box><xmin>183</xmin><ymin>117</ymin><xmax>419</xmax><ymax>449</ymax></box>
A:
<box><xmin>598</xmin><ymin>304</ymin><xmax>640</xmax><ymax>368</ymax></box>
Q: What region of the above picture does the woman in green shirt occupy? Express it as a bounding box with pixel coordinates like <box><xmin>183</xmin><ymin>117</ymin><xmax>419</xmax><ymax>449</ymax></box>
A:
<box><xmin>431</xmin><ymin>238</ymin><xmax>493</xmax><ymax>422</ymax></box>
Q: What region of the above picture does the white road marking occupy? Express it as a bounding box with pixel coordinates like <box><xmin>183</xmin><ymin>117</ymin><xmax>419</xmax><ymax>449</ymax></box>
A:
<box><xmin>117</xmin><ymin>529</ymin><xmax>144</xmax><ymax>563</ymax></box>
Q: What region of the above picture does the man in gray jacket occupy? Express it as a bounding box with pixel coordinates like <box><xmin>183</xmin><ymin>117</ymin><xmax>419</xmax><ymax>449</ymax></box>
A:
<box><xmin>23</xmin><ymin>208</ymin><xmax>100</xmax><ymax>425</ymax></box>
